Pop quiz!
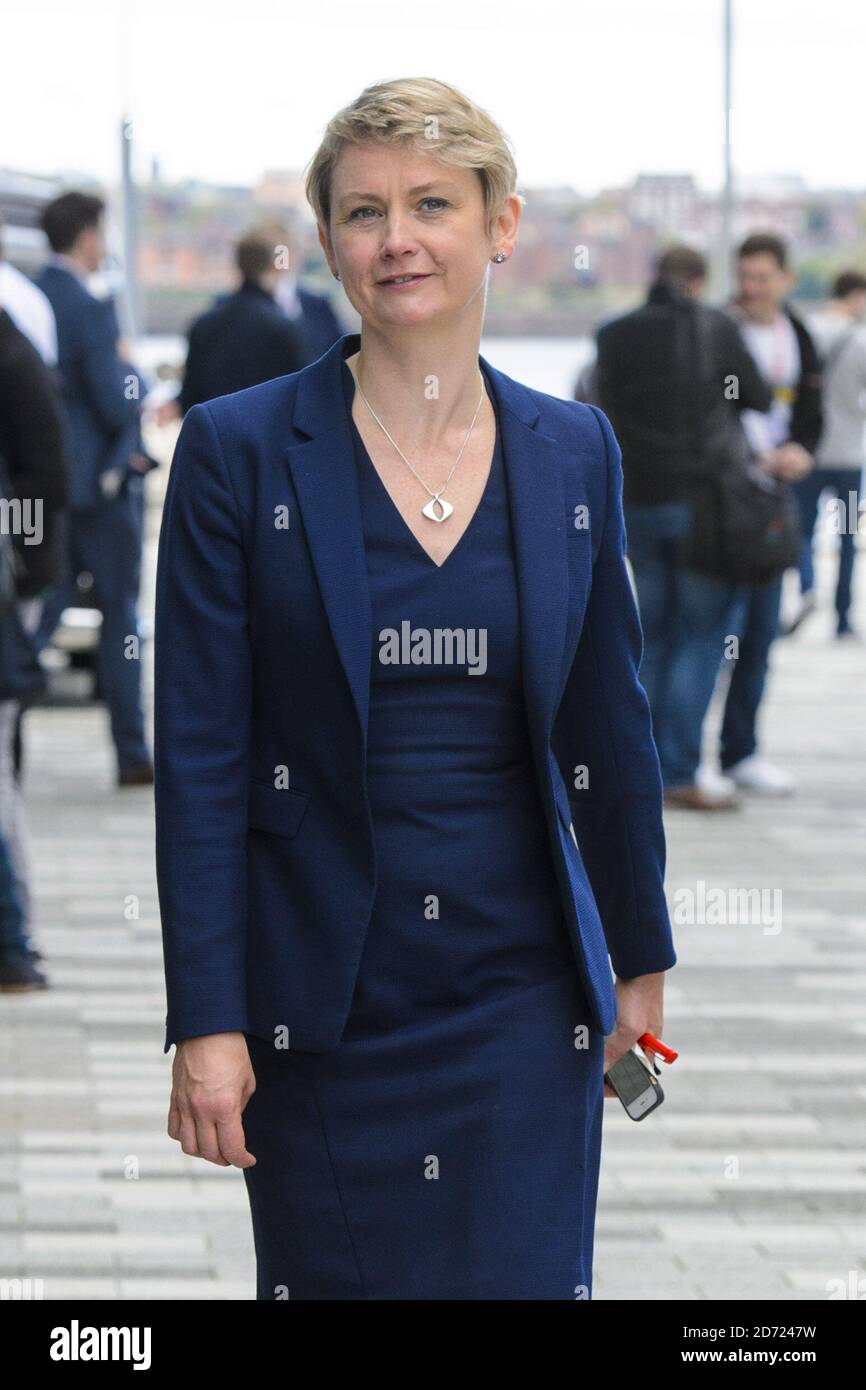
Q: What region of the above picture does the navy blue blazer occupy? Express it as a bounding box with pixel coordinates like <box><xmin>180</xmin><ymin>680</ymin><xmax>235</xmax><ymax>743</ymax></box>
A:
<box><xmin>35</xmin><ymin>264</ymin><xmax>141</xmax><ymax>513</ymax></box>
<box><xmin>154</xmin><ymin>332</ymin><xmax>677</xmax><ymax>1054</ymax></box>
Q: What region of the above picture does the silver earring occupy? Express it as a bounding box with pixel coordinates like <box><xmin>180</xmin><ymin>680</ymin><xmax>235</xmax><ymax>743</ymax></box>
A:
<box><xmin>492</xmin><ymin>252</ymin><xmax>506</xmax><ymax>263</ymax></box>
<box><xmin>333</xmin><ymin>270</ymin><xmax>341</xmax><ymax>280</ymax></box>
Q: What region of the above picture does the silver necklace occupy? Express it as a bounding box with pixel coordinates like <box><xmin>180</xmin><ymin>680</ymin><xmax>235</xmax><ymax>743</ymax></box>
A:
<box><xmin>353</xmin><ymin>362</ymin><xmax>486</xmax><ymax>523</ymax></box>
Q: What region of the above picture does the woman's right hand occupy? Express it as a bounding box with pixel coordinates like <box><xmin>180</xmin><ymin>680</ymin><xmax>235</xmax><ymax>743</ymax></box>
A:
<box><xmin>167</xmin><ymin>1032</ymin><xmax>257</xmax><ymax>1167</ymax></box>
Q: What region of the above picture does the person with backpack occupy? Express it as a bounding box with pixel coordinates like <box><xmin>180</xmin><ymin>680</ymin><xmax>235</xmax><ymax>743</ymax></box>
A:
<box><xmin>596</xmin><ymin>245</ymin><xmax>773</xmax><ymax>809</ymax></box>
<box><xmin>716</xmin><ymin>233</ymin><xmax>821</xmax><ymax>797</ymax></box>
<box><xmin>786</xmin><ymin>269</ymin><xmax>866</xmax><ymax>638</ymax></box>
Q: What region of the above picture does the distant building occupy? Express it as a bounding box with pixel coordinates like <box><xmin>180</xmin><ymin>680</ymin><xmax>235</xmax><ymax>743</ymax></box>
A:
<box><xmin>255</xmin><ymin>171</ymin><xmax>309</xmax><ymax>215</ymax></box>
<box><xmin>0</xmin><ymin>168</ymin><xmax>61</xmax><ymax>273</ymax></box>
<box><xmin>3</xmin><ymin>162</ymin><xmax>863</xmax><ymax>336</ymax></box>
<box><xmin>626</xmin><ymin>174</ymin><xmax>699</xmax><ymax>236</ymax></box>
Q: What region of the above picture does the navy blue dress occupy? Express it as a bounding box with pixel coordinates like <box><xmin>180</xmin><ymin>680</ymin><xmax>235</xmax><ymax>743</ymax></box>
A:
<box><xmin>241</xmin><ymin>359</ymin><xmax>605</xmax><ymax>1300</ymax></box>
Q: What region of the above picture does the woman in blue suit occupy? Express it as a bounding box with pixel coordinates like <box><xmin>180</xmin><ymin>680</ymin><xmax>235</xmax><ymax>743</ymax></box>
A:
<box><xmin>155</xmin><ymin>76</ymin><xmax>677</xmax><ymax>1301</ymax></box>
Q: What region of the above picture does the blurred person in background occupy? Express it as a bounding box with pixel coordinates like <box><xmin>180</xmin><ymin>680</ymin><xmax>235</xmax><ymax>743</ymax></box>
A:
<box><xmin>0</xmin><ymin>234</ymin><xmax>60</xmax><ymax>791</ymax></box>
<box><xmin>573</xmin><ymin>354</ymin><xmax>599</xmax><ymax>405</ymax></box>
<box><xmin>0</xmin><ymin>288</ymin><xmax>69</xmax><ymax>988</ymax></box>
<box><xmin>266</xmin><ymin>217</ymin><xmax>347</xmax><ymax>364</ymax></box>
<box><xmin>34</xmin><ymin>191</ymin><xmax>154</xmax><ymax>787</ymax></box>
<box><xmin>178</xmin><ymin>224</ymin><xmax>308</xmax><ymax>414</ymax></box>
<box><xmin>718</xmin><ymin>233</ymin><xmax>821</xmax><ymax>796</ymax></box>
<box><xmin>596</xmin><ymin>245</ymin><xmax>772</xmax><ymax>810</ymax></box>
<box><xmin>786</xmin><ymin>269</ymin><xmax>866</xmax><ymax>639</ymax></box>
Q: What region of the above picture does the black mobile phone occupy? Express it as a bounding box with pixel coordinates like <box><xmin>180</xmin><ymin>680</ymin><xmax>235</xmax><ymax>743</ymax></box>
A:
<box><xmin>604</xmin><ymin>1047</ymin><xmax>664</xmax><ymax>1120</ymax></box>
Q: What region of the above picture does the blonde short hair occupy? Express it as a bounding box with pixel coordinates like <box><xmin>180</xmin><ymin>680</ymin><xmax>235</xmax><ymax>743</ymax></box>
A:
<box><xmin>305</xmin><ymin>76</ymin><xmax>520</xmax><ymax>240</ymax></box>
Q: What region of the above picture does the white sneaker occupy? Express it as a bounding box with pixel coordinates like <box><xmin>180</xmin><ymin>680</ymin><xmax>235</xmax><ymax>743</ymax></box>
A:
<box><xmin>725</xmin><ymin>754</ymin><xmax>797</xmax><ymax>796</ymax></box>
<box><xmin>696</xmin><ymin>764</ymin><xmax>737</xmax><ymax>798</ymax></box>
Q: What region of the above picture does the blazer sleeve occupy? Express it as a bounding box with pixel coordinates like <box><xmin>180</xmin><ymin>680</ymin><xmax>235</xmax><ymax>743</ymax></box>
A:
<box><xmin>561</xmin><ymin>404</ymin><xmax>677</xmax><ymax>980</ymax></box>
<box><xmin>154</xmin><ymin>403</ymin><xmax>252</xmax><ymax>1052</ymax></box>
<box><xmin>78</xmin><ymin>300</ymin><xmax>141</xmax><ymax>436</ymax></box>
<box><xmin>788</xmin><ymin>317</ymin><xmax>824</xmax><ymax>454</ymax></box>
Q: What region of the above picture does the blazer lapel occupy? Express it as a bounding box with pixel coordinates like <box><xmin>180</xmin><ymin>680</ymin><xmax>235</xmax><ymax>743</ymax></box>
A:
<box><xmin>285</xmin><ymin>335</ymin><xmax>373</xmax><ymax>742</ymax></box>
<box><xmin>482</xmin><ymin>360</ymin><xmax>571</xmax><ymax>762</ymax></box>
<box><xmin>285</xmin><ymin>334</ymin><xmax>571</xmax><ymax>758</ymax></box>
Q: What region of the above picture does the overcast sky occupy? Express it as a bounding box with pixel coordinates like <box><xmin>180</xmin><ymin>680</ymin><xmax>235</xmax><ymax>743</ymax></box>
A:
<box><xmin>3</xmin><ymin>0</ymin><xmax>863</xmax><ymax>198</ymax></box>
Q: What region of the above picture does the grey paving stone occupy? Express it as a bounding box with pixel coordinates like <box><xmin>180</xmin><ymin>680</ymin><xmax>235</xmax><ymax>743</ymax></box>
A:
<box><xmin>2</xmin><ymin>513</ymin><xmax>863</xmax><ymax>1301</ymax></box>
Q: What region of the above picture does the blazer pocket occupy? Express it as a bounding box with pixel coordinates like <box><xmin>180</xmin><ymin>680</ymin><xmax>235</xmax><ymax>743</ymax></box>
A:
<box><xmin>247</xmin><ymin>780</ymin><xmax>310</xmax><ymax>838</ymax></box>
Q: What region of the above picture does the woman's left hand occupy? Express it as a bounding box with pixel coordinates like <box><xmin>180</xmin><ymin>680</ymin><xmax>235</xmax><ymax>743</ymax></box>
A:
<box><xmin>602</xmin><ymin>971</ymin><xmax>666</xmax><ymax>1098</ymax></box>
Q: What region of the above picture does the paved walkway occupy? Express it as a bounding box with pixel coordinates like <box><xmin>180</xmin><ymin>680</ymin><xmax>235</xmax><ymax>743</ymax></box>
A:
<box><xmin>595</xmin><ymin>557</ymin><xmax>866</xmax><ymax>1300</ymax></box>
<box><xmin>1</xmin><ymin>469</ymin><xmax>864</xmax><ymax>1300</ymax></box>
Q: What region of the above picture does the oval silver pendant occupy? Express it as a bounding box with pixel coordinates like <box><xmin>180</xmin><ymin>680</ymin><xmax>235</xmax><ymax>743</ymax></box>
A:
<box><xmin>421</xmin><ymin>495</ymin><xmax>454</xmax><ymax>523</ymax></box>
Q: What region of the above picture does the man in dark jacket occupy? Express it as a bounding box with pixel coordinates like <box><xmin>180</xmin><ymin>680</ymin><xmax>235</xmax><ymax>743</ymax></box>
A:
<box><xmin>717</xmin><ymin>232</ymin><xmax>821</xmax><ymax>797</ymax></box>
<box><xmin>268</xmin><ymin>219</ymin><xmax>347</xmax><ymax>366</ymax></box>
<box><xmin>0</xmin><ymin>308</ymin><xmax>69</xmax><ymax>597</ymax></box>
<box><xmin>179</xmin><ymin>226</ymin><xmax>307</xmax><ymax>414</ymax></box>
<box><xmin>35</xmin><ymin>190</ymin><xmax>154</xmax><ymax>787</ymax></box>
<box><xmin>596</xmin><ymin>245</ymin><xmax>773</xmax><ymax>808</ymax></box>
<box><xmin>0</xmin><ymin>302</ymin><xmax>69</xmax><ymax>990</ymax></box>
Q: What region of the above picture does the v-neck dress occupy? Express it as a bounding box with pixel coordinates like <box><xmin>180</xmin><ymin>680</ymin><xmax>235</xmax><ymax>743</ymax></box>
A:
<box><xmin>240</xmin><ymin>358</ymin><xmax>606</xmax><ymax>1301</ymax></box>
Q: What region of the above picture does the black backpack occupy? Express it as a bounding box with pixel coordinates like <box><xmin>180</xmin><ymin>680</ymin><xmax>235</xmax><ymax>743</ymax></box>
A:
<box><xmin>679</xmin><ymin>310</ymin><xmax>802</xmax><ymax>586</ymax></box>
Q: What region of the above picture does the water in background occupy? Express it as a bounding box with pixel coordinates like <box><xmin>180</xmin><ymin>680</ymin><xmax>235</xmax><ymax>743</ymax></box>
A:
<box><xmin>139</xmin><ymin>335</ymin><xmax>595</xmax><ymax>405</ymax></box>
<box><xmin>480</xmin><ymin>336</ymin><xmax>594</xmax><ymax>400</ymax></box>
